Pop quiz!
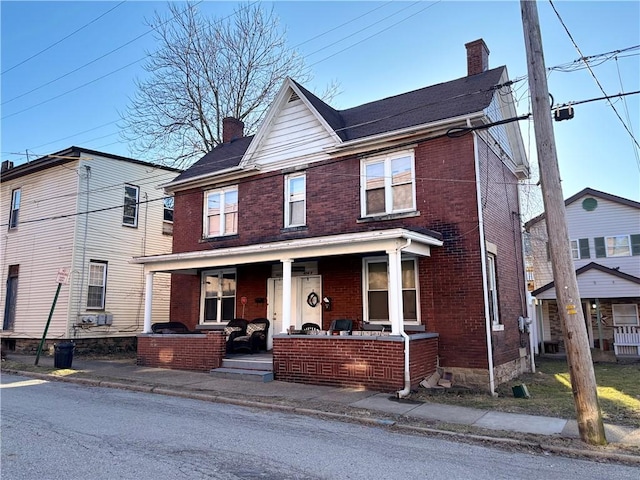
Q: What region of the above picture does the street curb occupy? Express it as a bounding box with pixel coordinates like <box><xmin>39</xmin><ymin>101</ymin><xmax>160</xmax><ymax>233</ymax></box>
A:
<box><xmin>3</xmin><ymin>367</ymin><xmax>639</xmax><ymax>465</ymax></box>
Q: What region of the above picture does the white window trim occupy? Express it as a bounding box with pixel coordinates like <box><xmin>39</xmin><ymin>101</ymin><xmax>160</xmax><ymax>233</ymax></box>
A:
<box><xmin>612</xmin><ymin>304</ymin><xmax>639</xmax><ymax>326</ymax></box>
<box><xmin>605</xmin><ymin>234</ymin><xmax>631</xmax><ymax>257</ymax></box>
<box><xmin>486</xmin><ymin>253</ymin><xmax>500</xmax><ymax>327</ymax></box>
<box><xmin>284</xmin><ymin>173</ymin><xmax>306</xmax><ymax>228</ymax></box>
<box><xmin>360</xmin><ymin>150</ymin><xmax>416</xmax><ymax>218</ymax></box>
<box><xmin>570</xmin><ymin>240</ymin><xmax>580</xmax><ymax>260</ymax></box>
<box><xmin>203</xmin><ymin>186</ymin><xmax>238</xmax><ymax>238</ymax></box>
<box><xmin>9</xmin><ymin>188</ymin><xmax>20</xmax><ymax>230</ymax></box>
<box><xmin>362</xmin><ymin>256</ymin><xmax>420</xmax><ymax>325</ymax></box>
<box><xmin>87</xmin><ymin>261</ymin><xmax>107</xmax><ymax>310</ymax></box>
<box><xmin>123</xmin><ymin>184</ymin><xmax>140</xmax><ymax>227</ymax></box>
<box><xmin>163</xmin><ymin>196</ymin><xmax>174</xmax><ymax>224</ymax></box>
<box><xmin>200</xmin><ymin>268</ymin><xmax>236</xmax><ymax>324</ymax></box>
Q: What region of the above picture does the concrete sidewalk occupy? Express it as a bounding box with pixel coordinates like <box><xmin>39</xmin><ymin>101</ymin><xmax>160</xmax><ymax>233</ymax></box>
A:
<box><xmin>3</xmin><ymin>353</ymin><xmax>639</xmax><ymax>457</ymax></box>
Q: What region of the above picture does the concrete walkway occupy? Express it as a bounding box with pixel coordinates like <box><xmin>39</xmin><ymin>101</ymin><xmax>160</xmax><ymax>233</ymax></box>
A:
<box><xmin>3</xmin><ymin>353</ymin><xmax>639</xmax><ymax>458</ymax></box>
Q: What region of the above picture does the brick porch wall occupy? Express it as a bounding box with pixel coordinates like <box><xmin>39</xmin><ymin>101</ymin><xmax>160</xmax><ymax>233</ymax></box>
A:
<box><xmin>137</xmin><ymin>331</ymin><xmax>225</xmax><ymax>372</ymax></box>
<box><xmin>273</xmin><ymin>334</ymin><xmax>438</xmax><ymax>392</ymax></box>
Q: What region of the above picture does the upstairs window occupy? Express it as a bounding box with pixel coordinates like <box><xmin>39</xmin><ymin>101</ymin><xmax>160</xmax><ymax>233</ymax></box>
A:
<box><xmin>595</xmin><ymin>235</ymin><xmax>638</xmax><ymax>258</ymax></box>
<box><xmin>87</xmin><ymin>261</ymin><xmax>107</xmax><ymax>310</ymax></box>
<box><xmin>361</xmin><ymin>151</ymin><xmax>415</xmax><ymax>217</ymax></box>
<box><xmin>205</xmin><ymin>187</ymin><xmax>238</xmax><ymax>237</ymax></box>
<box><xmin>9</xmin><ymin>188</ymin><xmax>21</xmax><ymax>229</ymax></box>
<box><xmin>163</xmin><ymin>196</ymin><xmax>174</xmax><ymax>223</ymax></box>
<box><xmin>570</xmin><ymin>238</ymin><xmax>590</xmax><ymax>260</ymax></box>
<box><xmin>123</xmin><ymin>184</ymin><xmax>139</xmax><ymax>227</ymax></box>
<box><xmin>285</xmin><ymin>173</ymin><xmax>306</xmax><ymax>227</ymax></box>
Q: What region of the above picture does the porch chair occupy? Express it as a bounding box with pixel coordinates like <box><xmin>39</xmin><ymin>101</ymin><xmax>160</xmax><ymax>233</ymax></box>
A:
<box><xmin>229</xmin><ymin>318</ymin><xmax>270</xmax><ymax>354</ymax></box>
<box><xmin>225</xmin><ymin>318</ymin><xmax>249</xmax><ymax>353</ymax></box>
<box><xmin>151</xmin><ymin>321</ymin><xmax>190</xmax><ymax>334</ymax></box>
<box><xmin>302</xmin><ymin>322</ymin><xmax>321</xmax><ymax>332</ymax></box>
<box><xmin>329</xmin><ymin>319</ymin><xmax>353</xmax><ymax>335</ymax></box>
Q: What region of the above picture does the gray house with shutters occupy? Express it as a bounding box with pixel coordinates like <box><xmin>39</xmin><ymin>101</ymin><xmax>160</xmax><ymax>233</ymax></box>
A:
<box><xmin>525</xmin><ymin>188</ymin><xmax>640</xmax><ymax>357</ymax></box>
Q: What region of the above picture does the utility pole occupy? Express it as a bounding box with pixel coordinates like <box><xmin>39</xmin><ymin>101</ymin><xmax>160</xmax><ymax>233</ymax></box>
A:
<box><xmin>520</xmin><ymin>0</ymin><xmax>606</xmax><ymax>445</ymax></box>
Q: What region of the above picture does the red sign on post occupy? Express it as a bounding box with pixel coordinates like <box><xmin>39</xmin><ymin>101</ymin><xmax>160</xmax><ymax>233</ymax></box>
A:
<box><xmin>56</xmin><ymin>268</ymin><xmax>70</xmax><ymax>285</ymax></box>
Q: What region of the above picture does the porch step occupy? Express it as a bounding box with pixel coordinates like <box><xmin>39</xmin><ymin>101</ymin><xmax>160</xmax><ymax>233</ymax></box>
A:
<box><xmin>221</xmin><ymin>357</ymin><xmax>273</xmax><ymax>371</ymax></box>
<box><xmin>210</xmin><ymin>367</ymin><xmax>274</xmax><ymax>382</ymax></box>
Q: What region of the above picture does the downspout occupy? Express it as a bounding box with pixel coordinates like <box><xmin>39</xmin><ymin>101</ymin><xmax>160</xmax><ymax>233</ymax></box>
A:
<box><xmin>472</xmin><ymin>124</ymin><xmax>496</xmax><ymax>396</ymax></box>
<box><xmin>77</xmin><ymin>165</ymin><xmax>91</xmax><ymax>316</ymax></box>
<box><xmin>395</xmin><ymin>238</ymin><xmax>413</xmax><ymax>398</ymax></box>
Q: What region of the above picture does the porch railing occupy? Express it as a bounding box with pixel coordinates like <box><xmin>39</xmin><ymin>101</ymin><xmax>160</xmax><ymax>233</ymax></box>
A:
<box><xmin>613</xmin><ymin>325</ymin><xmax>640</xmax><ymax>356</ymax></box>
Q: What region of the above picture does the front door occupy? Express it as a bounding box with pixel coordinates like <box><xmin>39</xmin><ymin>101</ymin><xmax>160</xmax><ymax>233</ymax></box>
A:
<box><xmin>267</xmin><ymin>275</ymin><xmax>322</xmax><ymax>350</ymax></box>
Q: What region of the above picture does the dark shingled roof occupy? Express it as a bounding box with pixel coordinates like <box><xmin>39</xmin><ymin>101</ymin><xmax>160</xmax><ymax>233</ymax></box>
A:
<box><xmin>171</xmin><ymin>135</ymin><xmax>254</xmax><ymax>184</ymax></box>
<box><xmin>174</xmin><ymin>66</ymin><xmax>505</xmax><ymax>183</ymax></box>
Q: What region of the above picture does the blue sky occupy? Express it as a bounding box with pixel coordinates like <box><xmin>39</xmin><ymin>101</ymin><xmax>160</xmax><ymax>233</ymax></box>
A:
<box><xmin>1</xmin><ymin>1</ymin><xmax>639</xmax><ymax>211</ymax></box>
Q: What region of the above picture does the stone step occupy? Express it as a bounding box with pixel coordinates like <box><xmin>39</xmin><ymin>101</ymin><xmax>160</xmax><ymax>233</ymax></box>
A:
<box><xmin>210</xmin><ymin>367</ymin><xmax>274</xmax><ymax>382</ymax></box>
<box><xmin>221</xmin><ymin>357</ymin><xmax>273</xmax><ymax>371</ymax></box>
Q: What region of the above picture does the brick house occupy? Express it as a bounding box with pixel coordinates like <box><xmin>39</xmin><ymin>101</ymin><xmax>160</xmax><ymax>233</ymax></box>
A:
<box><xmin>525</xmin><ymin>188</ymin><xmax>640</xmax><ymax>358</ymax></box>
<box><xmin>134</xmin><ymin>39</ymin><xmax>531</xmax><ymax>393</ymax></box>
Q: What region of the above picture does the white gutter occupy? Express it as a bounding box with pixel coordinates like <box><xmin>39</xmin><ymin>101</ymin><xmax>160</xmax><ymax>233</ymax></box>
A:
<box><xmin>161</xmin><ymin>165</ymin><xmax>258</xmax><ymax>192</ymax></box>
<box><xmin>395</xmin><ymin>238</ymin><xmax>413</xmax><ymax>399</ymax></box>
<box><xmin>472</xmin><ymin>121</ymin><xmax>496</xmax><ymax>396</ymax></box>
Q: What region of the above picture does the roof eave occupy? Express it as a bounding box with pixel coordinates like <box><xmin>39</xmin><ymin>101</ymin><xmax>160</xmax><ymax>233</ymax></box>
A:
<box><xmin>325</xmin><ymin>112</ymin><xmax>485</xmax><ymax>154</ymax></box>
<box><xmin>162</xmin><ymin>165</ymin><xmax>258</xmax><ymax>193</ymax></box>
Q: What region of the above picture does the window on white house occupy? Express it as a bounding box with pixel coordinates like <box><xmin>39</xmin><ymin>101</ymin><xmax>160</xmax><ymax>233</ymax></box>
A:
<box><xmin>361</xmin><ymin>151</ymin><xmax>415</xmax><ymax>217</ymax></box>
<box><xmin>201</xmin><ymin>269</ymin><xmax>236</xmax><ymax>323</ymax></box>
<box><xmin>570</xmin><ymin>238</ymin><xmax>590</xmax><ymax>260</ymax></box>
<box><xmin>486</xmin><ymin>253</ymin><xmax>500</xmax><ymax>326</ymax></box>
<box><xmin>612</xmin><ymin>304</ymin><xmax>639</xmax><ymax>326</ymax></box>
<box><xmin>123</xmin><ymin>184</ymin><xmax>140</xmax><ymax>227</ymax></box>
<box><xmin>285</xmin><ymin>173</ymin><xmax>306</xmax><ymax>227</ymax></box>
<box><xmin>87</xmin><ymin>261</ymin><xmax>107</xmax><ymax>310</ymax></box>
<box><xmin>9</xmin><ymin>188</ymin><xmax>21</xmax><ymax>229</ymax></box>
<box><xmin>364</xmin><ymin>257</ymin><xmax>418</xmax><ymax>323</ymax></box>
<box><xmin>205</xmin><ymin>187</ymin><xmax>238</xmax><ymax>237</ymax></box>
<box><xmin>595</xmin><ymin>235</ymin><xmax>635</xmax><ymax>258</ymax></box>
<box><xmin>163</xmin><ymin>196</ymin><xmax>174</xmax><ymax>223</ymax></box>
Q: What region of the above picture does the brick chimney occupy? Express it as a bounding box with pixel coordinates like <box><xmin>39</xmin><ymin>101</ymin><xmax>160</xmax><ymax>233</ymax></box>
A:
<box><xmin>222</xmin><ymin>117</ymin><xmax>244</xmax><ymax>143</ymax></box>
<box><xmin>465</xmin><ymin>39</ymin><xmax>490</xmax><ymax>76</ymax></box>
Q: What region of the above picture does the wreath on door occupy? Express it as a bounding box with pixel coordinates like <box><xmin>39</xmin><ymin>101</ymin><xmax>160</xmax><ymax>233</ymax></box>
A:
<box><xmin>306</xmin><ymin>292</ymin><xmax>320</xmax><ymax>307</ymax></box>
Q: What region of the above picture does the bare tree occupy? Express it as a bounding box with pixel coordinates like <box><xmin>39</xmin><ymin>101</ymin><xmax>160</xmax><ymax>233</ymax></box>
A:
<box><xmin>121</xmin><ymin>2</ymin><xmax>335</xmax><ymax>168</ymax></box>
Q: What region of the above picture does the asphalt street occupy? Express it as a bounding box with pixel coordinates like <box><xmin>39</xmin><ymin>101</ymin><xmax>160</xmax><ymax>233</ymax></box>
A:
<box><xmin>2</xmin><ymin>374</ymin><xmax>639</xmax><ymax>480</ymax></box>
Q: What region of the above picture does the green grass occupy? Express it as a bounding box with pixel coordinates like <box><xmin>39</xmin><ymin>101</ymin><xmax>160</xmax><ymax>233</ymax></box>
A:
<box><xmin>412</xmin><ymin>358</ymin><xmax>640</xmax><ymax>428</ymax></box>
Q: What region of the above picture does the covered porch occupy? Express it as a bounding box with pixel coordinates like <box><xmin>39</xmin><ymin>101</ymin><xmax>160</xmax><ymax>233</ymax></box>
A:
<box><xmin>133</xmin><ymin>228</ymin><xmax>443</xmax><ymax>391</ymax></box>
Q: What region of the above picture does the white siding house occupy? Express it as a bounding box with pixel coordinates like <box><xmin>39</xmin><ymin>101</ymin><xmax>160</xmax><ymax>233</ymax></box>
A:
<box><xmin>525</xmin><ymin>188</ymin><xmax>640</xmax><ymax>357</ymax></box>
<box><xmin>0</xmin><ymin>147</ymin><xmax>180</xmax><ymax>353</ymax></box>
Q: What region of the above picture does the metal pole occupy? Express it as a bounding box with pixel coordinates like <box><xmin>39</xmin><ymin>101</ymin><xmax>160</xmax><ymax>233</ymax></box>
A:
<box><xmin>35</xmin><ymin>282</ymin><xmax>62</xmax><ymax>366</ymax></box>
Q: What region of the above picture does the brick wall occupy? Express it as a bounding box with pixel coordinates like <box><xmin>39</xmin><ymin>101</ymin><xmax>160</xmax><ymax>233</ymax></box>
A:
<box><xmin>137</xmin><ymin>331</ymin><xmax>225</xmax><ymax>372</ymax></box>
<box><xmin>273</xmin><ymin>335</ymin><xmax>438</xmax><ymax>392</ymax></box>
<box><xmin>170</xmin><ymin>133</ymin><xmax>527</xmax><ymax>376</ymax></box>
<box><xmin>477</xmin><ymin>135</ymin><xmax>528</xmax><ymax>368</ymax></box>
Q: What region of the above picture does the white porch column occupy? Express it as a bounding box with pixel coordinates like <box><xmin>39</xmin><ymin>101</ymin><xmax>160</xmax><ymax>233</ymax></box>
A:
<box><xmin>143</xmin><ymin>272</ymin><xmax>154</xmax><ymax>333</ymax></box>
<box><xmin>281</xmin><ymin>259</ymin><xmax>293</xmax><ymax>333</ymax></box>
<box><xmin>387</xmin><ymin>249</ymin><xmax>404</xmax><ymax>335</ymax></box>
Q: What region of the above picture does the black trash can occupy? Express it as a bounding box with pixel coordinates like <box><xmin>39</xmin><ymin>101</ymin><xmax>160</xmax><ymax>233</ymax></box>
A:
<box><xmin>54</xmin><ymin>342</ymin><xmax>75</xmax><ymax>368</ymax></box>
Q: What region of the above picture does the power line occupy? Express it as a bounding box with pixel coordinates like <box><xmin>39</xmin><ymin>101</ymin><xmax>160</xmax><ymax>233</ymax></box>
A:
<box><xmin>0</xmin><ymin>1</ymin><xmax>205</xmax><ymax>107</ymax></box>
<box><xmin>549</xmin><ymin>0</ymin><xmax>640</xmax><ymax>159</ymax></box>
<box><xmin>0</xmin><ymin>1</ymin><xmax>127</xmax><ymax>75</ymax></box>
